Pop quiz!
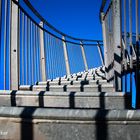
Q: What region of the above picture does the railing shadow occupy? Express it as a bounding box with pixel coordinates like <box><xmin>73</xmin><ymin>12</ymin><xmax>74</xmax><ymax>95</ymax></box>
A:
<box><xmin>95</xmin><ymin>92</ymin><xmax>108</xmax><ymax>140</ymax></box>
<box><xmin>69</xmin><ymin>92</ymin><xmax>76</xmax><ymax>109</ymax></box>
<box><xmin>38</xmin><ymin>91</ymin><xmax>45</xmax><ymax>107</ymax></box>
<box><xmin>10</xmin><ymin>90</ymin><xmax>46</xmax><ymax>139</ymax></box>
<box><xmin>95</xmin><ymin>71</ymin><xmax>105</xmax><ymax>80</ymax></box>
<box><xmin>10</xmin><ymin>90</ymin><xmax>36</xmax><ymax>140</ymax></box>
<box><xmin>20</xmin><ymin>107</ymin><xmax>36</xmax><ymax>140</ymax></box>
<box><xmin>11</xmin><ymin>90</ymin><xmax>17</xmax><ymax>106</ymax></box>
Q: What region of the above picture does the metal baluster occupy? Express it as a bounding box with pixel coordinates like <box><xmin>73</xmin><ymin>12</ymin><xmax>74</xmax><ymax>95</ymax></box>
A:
<box><xmin>35</xmin><ymin>25</ymin><xmax>38</xmax><ymax>82</ymax></box>
<box><xmin>0</xmin><ymin>0</ymin><xmax>1</xmax><ymax>88</ymax></box>
<box><xmin>30</xmin><ymin>20</ymin><xmax>34</xmax><ymax>84</ymax></box>
<box><xmin>54</xmin><ymin>38</ymin><xmax>57</xmax><ymax>78</ymax></box>
<box><xmin>39</xmin><ymin>22</ymin><xmax>46</xmax><ymax>81</ymax></box>
<box><xmin>124</xmin><ymin>0</ymin><xmax>127</xmax><ymax>70</ymax></box>
<box><xmin>4</xmin><ymin>0</ymin><xmax>8</xmax><ymax>90</ymax></box>
<box><xmin>97</xmin><ymin>42</ymin><xmax>104</xmax><ymax>66</ymax></box>
<box><xmin>136</xmin><ymin>0</ymin><xmax>139</xmax><ymax>42</ymax></box>
<box><xmin>112</xmin><ymin>0</ymin><xmax>122</xmax><ymax>91</ymax></box>
<box><xmin>18</xmin><ymin>9</ymin><xmax>21</xmax><ymax>86</ymax></box>
<box><xmin>80</xmin><ymin>41</ymin><xmax>88</xmax><ymax>71</ymax></box>
<box><xmin>60</xmin><ymin>39</ymin><xmax>63</xmax><ymax>76</ymax></box>
<box><xmin>45</xmin><ymin>33</ymin><xmax>48</xmax><ymax>79</ymax></box>
<box><xmin>46</xmin><ymin>34</ymin><xmax>49</xmax><ymax>79</ymax></box>
<box><xmin>22</xmin><ymin>12</ymin><xmax>24</xmax><ymax>85</ymax></box>
<box><xmin>28</xmin><ymin>18</ymin><xmax>31</xmax><ymax>84</ymax></box>
<box><xmin>33</xmin><ymin>23</ymin><xmax>37</xmax><ymax>84</ymax></box>
<box><xmin>43</xmin><ymin>31</ymin><xmax>47</xmax><ymax>80</ymax></box>
<box><xmin>25</xmin><ymin>16</ymin><xmax>28</xmax><ymax>84</ymax></box>
<box><xmin>8</xmin><ymin>0</ymin><xmax>11</xmax><ymax>89</ymax></box>
<box><xmin>136</xmin><ymin>0</ymin><xmax>139</xmax><ymax>108</ymax></box>
<box><xmin>62</xmin><ymin>36</ymin><xmax>70</xmax><ymax>76</ymax></box>
<box><xmin>32</xmin><ymin>22</ymin><xmax>35</xmax><ymax>84</ymax></box>
<box><xmin>129</xmin><ymin>0</ymin><xmax>133</xmax><ymax>69</ymax></box>
<box><xmin>129</xmin><ymin>0</ymin><xmax>133</xmax><ymax>94</ymax></box>
<box><xmin>50</xmin><ymin>35</ymin><xmax>53</xmax><ymax>79</ymax></box>
<box><xmin>52</xmin><ymin>36</ymin><xmax>55</xmax><ymax>78</ymax></box>
<box><xmin>36</xmin><ymin>25</ymin><xmax>39</xmax><ymax>81</ymax></box>
<box><xmin>101</xmin><ymin>12</ymin><xmax>109</xmax><ymax>81</ymax></box>
<box><xmin>37</xmin><ymin>26</ymin><xmax>41</xmax><ymax>81</ymax></box>
<box><xmin>10</xmin><ymin>0</ymin><xmax>19</xmax><ymax>90</ymax></box>
<box><xmin>57</xmin><ymin>39</ymin><xmax>61</xmax><ymax>76</ymax></box>
<box><xmin>48</xmin><ymin>34</ymin><xmax>51</xmax><ymax>79</ymax></box>
<box><xmin>27</xmin><ymin>17</ymin><xmax>29</xmax><ymax>84</ymax></box>
<box><xmin>0</xmin><ymin>0</ymin><xmax>1</xmax><ymax>34</ymax></box>
<box><xmin>52</xmin><ymin>37</ymin><xmax>55</xmax><ymax>78</ymax></box>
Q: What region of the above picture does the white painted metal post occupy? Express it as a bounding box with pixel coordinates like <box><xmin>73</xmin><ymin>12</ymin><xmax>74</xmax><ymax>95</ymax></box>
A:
<box><xmin>62</xmin><ymin>36</ymin><xmax>70</xmax><ymax>76</ymax></box>
<box><xmin>97</xmin><ymin>42</ymin><xmax>104</xmax><ymax>66</ymax></box>
<box><xmin>10</xmin><ymin>0</ymin><xmax>19</xmax><ymax>90</ymax></box>
<box><xmin>101</xmin><ymin>12</ymin><xmax>109</xmax><ymax>80</ymax></box>
<box><xmin>136</xmin><ymin>0</ymin><xmax>139</xmax><ymax>42</ymax></box>
<box><xmin>39</xmin><ymin>22</ymin><xmax>47</xmax><ymax>81</ymax></box>
<box><xmin>0</xmin><ymin>0</ymin><xmax>1</xmax><ymax>54</ymax></box>
<box><xmin>0</xmin><ymin>0</ymin><xmax>1</xmax><ymax>24</ymax></box>
<box><xmin>80</xmin><ymin>42</ymin><xmax>88</xmax><ymax>71</ymax></box>
<box><xmin>112</xmin><ymin>0</ymin><xmax>122</xmax><ymax>91</ymax></box>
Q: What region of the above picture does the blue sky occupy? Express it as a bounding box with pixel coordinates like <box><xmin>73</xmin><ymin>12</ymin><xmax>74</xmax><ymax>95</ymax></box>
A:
<box><xmin>29</xmin><ymin>0</ymin><xmax>103</xmax><ymax>40</ymax></box>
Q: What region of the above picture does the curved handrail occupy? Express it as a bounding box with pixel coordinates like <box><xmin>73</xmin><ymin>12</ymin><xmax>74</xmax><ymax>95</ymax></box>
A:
<box><xmin>99</xmin><ymin>0</ymin><xmax>107</xmax><ymax>21</ymax></box>
<box><xmin>99</xmin><ymin>0</ymin><xmax>112</xmax><ymax>21</ymax></box>
<box><xmin>23</xmin><ymin>0</ymin><xmax>103</xmax><ymax>43</ymax></box>
<box><xmin>11</xmin><ymin>0</ymin><xmax>103</xmax><ymax>46</ymax></box>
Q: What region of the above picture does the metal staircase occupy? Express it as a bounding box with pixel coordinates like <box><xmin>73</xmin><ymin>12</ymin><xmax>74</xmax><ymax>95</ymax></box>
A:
<box><xmin>0</xmin><ymin>66</ymin><xmax>137</xmax><ymax>140</ymax></box>
<box><xmin>9</xmin><ymin>66</ymin><xmax>130</xmax><ymax>110</ymax></box>
<box><xmin>0</xmin><ymin>0</ymin><xmax>140</xmax><ymax>139</ymax></box>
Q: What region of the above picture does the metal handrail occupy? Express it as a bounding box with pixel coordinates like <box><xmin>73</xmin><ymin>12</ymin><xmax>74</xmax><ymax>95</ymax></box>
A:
<box><xmin>12</xmin><ymin>0</ymin><xmax>103</xmax><ymax>46</ymax></box>
<box><xmin>4</xmin><ymin>0</ymin><xmax>105</xmax><ymax>91</ymax></box>
<box><xmin>99</xmin><ymin>0</ymin><xmax>112</xmax><ymax>21</ymax></box>
<box><xmin>23</xmin><ymin>0</ymin><xmax>103</xmax><ymax>43</ymax></box>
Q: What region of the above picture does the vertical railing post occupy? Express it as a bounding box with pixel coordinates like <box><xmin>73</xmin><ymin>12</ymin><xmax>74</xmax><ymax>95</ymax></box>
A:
<box><xmin>135</xmin><ymin>0</ymin><xmax>140</xmax><ymax>108</ymax></box>
<box><xmin>112</xmin><ymin>0</ymin><xmax>122</xmax><ymax>91</ymax></box>
<box><xmin>0</xmin><ymin>0</ymin><xmax>1</xmax><ymax>87</ymax></box>
<box><xmin>10</xmin><ymin>0</ymin><xmax>19</xmax><ymax>90</ymax></box>
<box><xmin>123</xmin><ymin>0</ymin><xmax>127</xmax><ymax>70</ymax></box>
<box><xmin>97</xmin><ymin>42</ymin><xmax>104</xmax><ymax>66</ymax></box>
<box><xmin>101</xmin><ymin>12</ymin><xmax>109</xmax><ymax>80</ymax></box>
<box><xmin>39</xmin><ymin>21</ymin><xmax>47</xmax><ymax>81</ymax></box>
<box><xmin>0</xmin><ymin>0</ymin><xmax>1</xmax><ymax>37</ymax></box>
<box><xmin>62</xmin><ymin>36</ymin><xmax>70</xmax><ymax>76</ymax></box>
<box><xmin>80</xmin><ymin>41</ymin><xmax>88</xmax><ymax>71</ymax></box>
<box><xmin>129</xmin><ymin>0</ymin><xmax>133</xmax><ymax>95</ymax></box>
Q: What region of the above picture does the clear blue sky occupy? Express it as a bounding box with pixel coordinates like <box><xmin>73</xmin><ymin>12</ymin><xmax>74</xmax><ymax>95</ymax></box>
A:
<box><xmin>28</xmin><ymin>0</ymin><xmax>103</xmax><ymax>40</ymax></box>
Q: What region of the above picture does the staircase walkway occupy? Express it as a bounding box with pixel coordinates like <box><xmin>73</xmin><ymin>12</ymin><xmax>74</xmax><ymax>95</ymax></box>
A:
<box><xmin>15</xmin><ymin>66</ymin><xmax>131</xmax><ymax>109</ymax></box>
<box><xmin>0</xmin><ymin>66</ymin><xmax>139</xmax><ymax>140</ymax></box>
